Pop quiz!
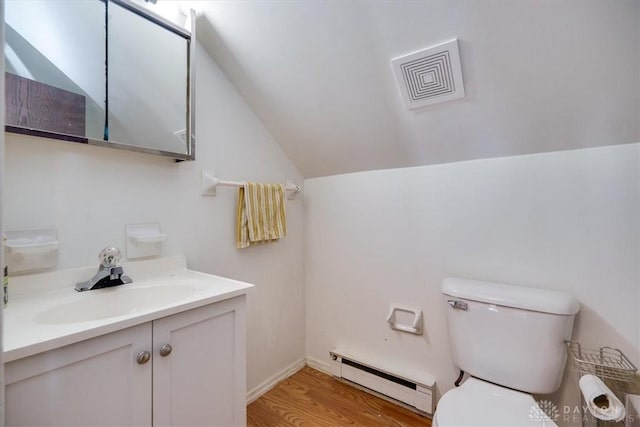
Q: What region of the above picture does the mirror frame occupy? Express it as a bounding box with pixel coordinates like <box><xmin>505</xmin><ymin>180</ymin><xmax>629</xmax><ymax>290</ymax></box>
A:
<box><xmin>5</xmin><ymin>0</ymin><xmax>196</xmax><ymax>161</ymax></box>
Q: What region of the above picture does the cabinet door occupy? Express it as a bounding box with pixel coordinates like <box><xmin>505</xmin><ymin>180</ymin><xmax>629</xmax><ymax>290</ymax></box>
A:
<box><xmin>153</xmin><ymin>296</ymin><xmax>247</xmax><ymax>427</ymax></box>
<box><xmin>5</xmin><ymin>323</ymin><xmax>152</xmax><ymax>427</ymax></box>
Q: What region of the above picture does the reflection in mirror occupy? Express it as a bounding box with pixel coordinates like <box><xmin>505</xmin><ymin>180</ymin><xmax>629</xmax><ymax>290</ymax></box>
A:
<box><xmin>4</xmin><ymin>0</ymin><xmax>106</xmax><ymax>140</ymax></box>
<box><xmin>108</xmin><ymin>0</ymin><xmax>190</xmax><ymax>154</ymax></box>
<box><xmin>3</xmin><ymin>0</ymin><xmax>195</xmax><ymax>160</ymax></box>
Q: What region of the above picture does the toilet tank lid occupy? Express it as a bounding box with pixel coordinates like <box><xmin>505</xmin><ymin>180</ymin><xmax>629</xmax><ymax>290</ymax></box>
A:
<box><xmin>442</xmin><ymin>278</ymin><xmax>580</xmax><ymax>315</ymax></box>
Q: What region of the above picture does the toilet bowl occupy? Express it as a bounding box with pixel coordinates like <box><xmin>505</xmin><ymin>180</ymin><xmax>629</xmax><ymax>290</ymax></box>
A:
<box><xmin>433</xmin><ymin>377</ymin><xmax>556</xmax><ymax>427</ymax></box>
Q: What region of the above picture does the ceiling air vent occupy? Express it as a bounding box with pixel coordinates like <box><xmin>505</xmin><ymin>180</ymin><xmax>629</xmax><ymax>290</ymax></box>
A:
<box><xmin>391</xmin><ymin>39</ymin><xmax>465</xmax><ymax>110</ymax></box>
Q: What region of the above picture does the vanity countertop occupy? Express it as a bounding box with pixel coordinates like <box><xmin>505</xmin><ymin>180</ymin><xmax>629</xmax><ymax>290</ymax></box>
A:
<box><xmin>3</xmin><ymin>256</ymin><xmax>253</xmax><ymax>362</ymax></box>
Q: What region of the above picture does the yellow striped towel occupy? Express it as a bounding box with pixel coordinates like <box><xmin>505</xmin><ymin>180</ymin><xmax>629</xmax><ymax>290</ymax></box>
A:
<box><xmin>236</xmin><ymin>182</ymin><xmax>287</xmax><ymax>249</ymax></box>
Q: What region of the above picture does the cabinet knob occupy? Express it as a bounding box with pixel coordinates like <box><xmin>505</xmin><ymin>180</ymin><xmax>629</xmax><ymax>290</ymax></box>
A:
<box><xmin>159</xmin><ymin>344</ymin><xmax>173</xmax><ymax>357</ymax></box>
<box><xmin>136</xmin><ymin>350</ymin><xmax>151</xmax><ymax>365</ymax></box>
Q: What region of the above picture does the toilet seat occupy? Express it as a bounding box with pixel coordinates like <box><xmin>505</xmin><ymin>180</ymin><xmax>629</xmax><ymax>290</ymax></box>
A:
<box><xmin>433</xmin><ymin>377</ymin><xmax>557</xmax><ymax>427</ymax></box>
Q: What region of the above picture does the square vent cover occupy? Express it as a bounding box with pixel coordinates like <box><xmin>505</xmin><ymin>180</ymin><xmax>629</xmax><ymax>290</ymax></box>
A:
<box><xmin>391</xmin><ymin>39</ymin><xmax>465</xmax><ymax>110</ymax></box>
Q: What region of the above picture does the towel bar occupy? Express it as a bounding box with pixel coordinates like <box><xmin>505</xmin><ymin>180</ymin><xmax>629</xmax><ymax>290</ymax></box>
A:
<box><xmin>201</xmin><ymin>169</ymin><xmax>302</xmax><ymax>199</ymax></box>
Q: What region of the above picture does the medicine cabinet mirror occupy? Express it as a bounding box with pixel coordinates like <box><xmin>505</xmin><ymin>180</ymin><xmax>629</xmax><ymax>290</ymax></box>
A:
<box><xmin>4</xmin><ymin>0</ymin><xmax>195</xmax><ymax>160</ymax></box>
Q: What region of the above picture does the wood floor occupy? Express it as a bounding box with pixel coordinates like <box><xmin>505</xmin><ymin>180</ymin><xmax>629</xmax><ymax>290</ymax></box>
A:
<box><xmin>247</xmin><ymin>366</ymin><xmax>432</xmax><ymax>427</ymax></box>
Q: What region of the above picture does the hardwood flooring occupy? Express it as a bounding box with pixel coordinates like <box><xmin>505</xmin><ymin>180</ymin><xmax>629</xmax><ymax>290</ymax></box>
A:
<box><xmin>247</xmin><ymin>366</ymin><xmax>432</xmax><ymax>427</ymax></box>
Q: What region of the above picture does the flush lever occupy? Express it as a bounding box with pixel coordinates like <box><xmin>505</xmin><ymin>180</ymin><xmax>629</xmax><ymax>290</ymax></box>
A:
<box><xmin>447</xmin><ymin>300</ymin><xmax>468</xmax><ymax>310</ymax></box>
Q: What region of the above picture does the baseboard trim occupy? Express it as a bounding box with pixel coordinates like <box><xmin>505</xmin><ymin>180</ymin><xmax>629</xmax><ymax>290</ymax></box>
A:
<box><xmin>305</xmin><ymin>355</ymin><xmax>331</xmax><ymax>375</ymax></box>
<box><xmin>246</xmin><ymin>358</ymin><xmax>306</xmax><ymax>404</ymax></box>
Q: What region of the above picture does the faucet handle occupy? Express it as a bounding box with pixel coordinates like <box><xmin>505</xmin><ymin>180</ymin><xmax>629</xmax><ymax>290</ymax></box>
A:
<box><xmin>99</xmin><ymin>247</ymin><xmax>123</xmax><ymax>269</ymax></box>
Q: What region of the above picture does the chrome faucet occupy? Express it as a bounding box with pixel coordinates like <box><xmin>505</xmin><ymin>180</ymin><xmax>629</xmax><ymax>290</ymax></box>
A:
<box><xmin>75</xmin><ymin>247</ymin><xmax>132</xmax><ymax>292</ymax></box>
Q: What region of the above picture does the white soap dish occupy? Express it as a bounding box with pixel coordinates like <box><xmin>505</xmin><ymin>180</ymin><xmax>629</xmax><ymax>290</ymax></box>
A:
<box><xmin>4</xmin><ymin>228</ymin><xmax>60</xmax><ymax>274</ymax></box>
<box><xmin>126</xmin><ymin>224</ymin><xmax>166</xmax><ymax>259</ymax></box>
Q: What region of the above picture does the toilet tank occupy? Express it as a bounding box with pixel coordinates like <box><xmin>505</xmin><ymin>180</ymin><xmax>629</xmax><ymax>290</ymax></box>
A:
<box><xmin>442</xmin><ymin>278</ymin><xmax>579</xmax><ymax>394</ymax></box>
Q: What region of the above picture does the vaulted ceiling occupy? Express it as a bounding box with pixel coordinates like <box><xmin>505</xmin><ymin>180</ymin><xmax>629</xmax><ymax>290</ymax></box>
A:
<box><xmin>195</xmin><ymin>0</ymin><xmax>639</xmax><ymax>178</ymax></box>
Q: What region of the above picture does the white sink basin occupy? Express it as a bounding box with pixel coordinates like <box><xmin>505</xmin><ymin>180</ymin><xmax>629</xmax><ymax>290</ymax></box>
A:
<box><xmin>35</xmin><ymin>285</ymin><xmax>197</xmax><ymax>324</ymax></box>
<box><xmin>3</xmin><ymin>256</ymin><xmax>253</xmax><ymax>363</ymax></box>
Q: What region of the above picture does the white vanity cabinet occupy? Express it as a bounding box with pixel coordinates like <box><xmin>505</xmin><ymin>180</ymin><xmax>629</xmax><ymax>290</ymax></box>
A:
<box><xmin>153</xmin><ymin>296</ymin><xmax>246</xmax><ymax>427</ymax></box>
<box><xmin>5</xmin><ymin>323</ymin><xmax>152</xmax><ymax>426</ymax></box>
<box><xmin>5</xmin><ymin>295</ymin><xmax>247</xmax><ymax>427</ymax></box>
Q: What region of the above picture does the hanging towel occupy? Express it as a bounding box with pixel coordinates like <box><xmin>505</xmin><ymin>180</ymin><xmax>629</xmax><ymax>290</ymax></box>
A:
<box><xmin>236</xmin><ymin>182</ymin><xmax>287</xmax><ymax>249</ymax></box>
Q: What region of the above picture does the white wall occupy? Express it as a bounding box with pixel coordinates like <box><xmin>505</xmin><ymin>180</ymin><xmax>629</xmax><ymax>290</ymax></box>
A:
<box><xmin>304</xmin><ymin>143</ymin><xmax>639</xmax><ymax>423</ymax></box>
<box><xmin>3</xmin><ymin>42</ymin><xmax>305</xmax><ymax>394</ymax></box>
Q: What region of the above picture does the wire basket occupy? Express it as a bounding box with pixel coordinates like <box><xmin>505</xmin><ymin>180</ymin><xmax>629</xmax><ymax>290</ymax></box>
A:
<box><xmin>566</xmin><ymin>341</ymin><xmax>637</xmax><ymax>383</ymax></box>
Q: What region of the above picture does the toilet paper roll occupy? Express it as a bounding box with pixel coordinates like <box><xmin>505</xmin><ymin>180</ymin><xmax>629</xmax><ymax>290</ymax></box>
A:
<box><xmin>579</xmin><ymin>374</ymin><xmax>626</xmax><ymax>422</ymax></box>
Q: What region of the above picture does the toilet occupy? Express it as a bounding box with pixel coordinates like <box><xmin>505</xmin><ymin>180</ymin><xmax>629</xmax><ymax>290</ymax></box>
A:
<box><xmin>434</xmin><ymin>278</ymin><xmax>580</xmax><ymax>427</ymax></box>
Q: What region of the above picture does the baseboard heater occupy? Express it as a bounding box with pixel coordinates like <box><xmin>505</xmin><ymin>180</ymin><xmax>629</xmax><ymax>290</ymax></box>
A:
<box><xmin>329</xmin><ymin>349</ymin><xmax>435</xmax><ymax>415</ymax></box>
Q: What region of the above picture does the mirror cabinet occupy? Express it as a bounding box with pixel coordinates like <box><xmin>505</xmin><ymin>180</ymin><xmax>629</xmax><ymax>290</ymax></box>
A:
<box><xmin>4</xmin><ymin>0</ymin><xmax>195</xmax><ymax>160</ymax></box>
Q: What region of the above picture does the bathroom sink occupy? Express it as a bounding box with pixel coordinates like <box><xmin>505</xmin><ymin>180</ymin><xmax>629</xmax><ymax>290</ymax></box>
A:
<box><xmin>35</xmin><ymin>285</ymin><xmax>197</xmax><ymax>324</ymax></box>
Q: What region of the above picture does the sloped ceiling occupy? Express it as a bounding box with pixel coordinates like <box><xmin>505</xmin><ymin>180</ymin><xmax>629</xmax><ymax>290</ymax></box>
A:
<box><xmin>195</xmin><ymin>0</ymin><xmax>640</xmax><ymax>178</ymax></box>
